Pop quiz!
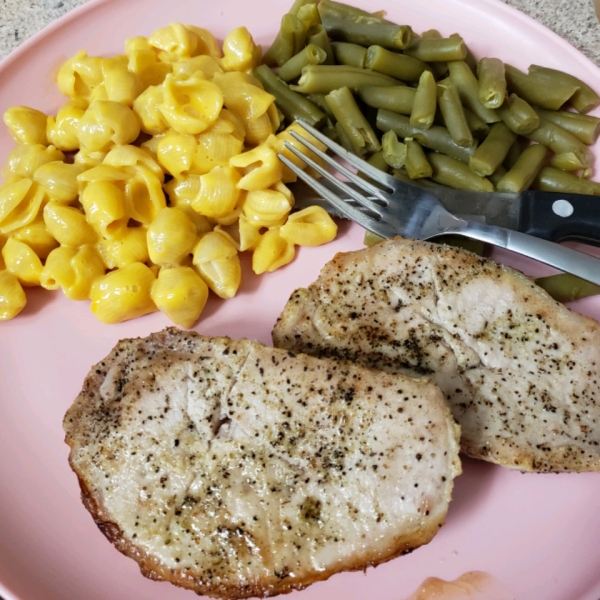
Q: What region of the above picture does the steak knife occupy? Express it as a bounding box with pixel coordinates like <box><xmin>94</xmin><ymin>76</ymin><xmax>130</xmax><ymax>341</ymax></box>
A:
<box><xmin>290</xmin><ymin>179</ymin><xmax>600</xmax><ymax>246</ymax></box>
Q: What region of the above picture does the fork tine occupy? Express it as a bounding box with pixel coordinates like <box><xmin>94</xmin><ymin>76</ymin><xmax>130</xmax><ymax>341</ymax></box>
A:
<box><xmin>278</xmin><ymin>153</ymin><xmax>397</xmax><ymax>239</ymax></box>
<box><xmin>283</xmin><ymin>141</ymin><xmax>386</xmax><ymax>217</ymax></box>
<box><xmin>294</xmin><ymin>119</ymin><xmax>400</xmax><ymax>191</ymax></box>
<box><xmin>287</xmin><ymin>130</ymin><xmax>388</xmax><ymax>203</ymax></box>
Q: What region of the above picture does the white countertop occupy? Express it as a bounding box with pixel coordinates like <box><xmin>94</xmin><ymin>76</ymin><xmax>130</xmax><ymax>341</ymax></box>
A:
<box><xmin>1</xmin><ymin>0</ymin><xmax>600</xmax><ymax>66</ymax></box>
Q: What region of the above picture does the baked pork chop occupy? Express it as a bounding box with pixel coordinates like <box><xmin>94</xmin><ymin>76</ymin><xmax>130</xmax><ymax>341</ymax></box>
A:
<box><xmin>273</xmin><ymin>238</ymin><xmax>600</xmax><ymax>473</ymax></box>
<box><xmin>64</xmin><ymin>328</ymin><xmax>461</xmax><ymax>599</ymax></box>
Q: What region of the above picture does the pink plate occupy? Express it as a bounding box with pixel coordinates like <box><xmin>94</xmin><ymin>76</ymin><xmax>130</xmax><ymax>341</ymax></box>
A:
<box><xmin>1</xmin><ymin>0</ymin><xmax>600</xmax><ymax>598</ymax></box>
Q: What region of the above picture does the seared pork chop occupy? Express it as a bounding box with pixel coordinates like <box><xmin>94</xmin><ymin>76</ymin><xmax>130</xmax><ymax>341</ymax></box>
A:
<box><xmin>64</xmin><ymin>328</ymin><xmax>461</xmax><ymax>599</ymax></box>
<box><xmin>273</xmin><ymin>238</ymin><xmax>600</xmax><ymax>473</ymax></box>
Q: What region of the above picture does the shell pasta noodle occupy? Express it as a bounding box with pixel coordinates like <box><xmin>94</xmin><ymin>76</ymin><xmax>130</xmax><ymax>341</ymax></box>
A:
<box><xmin>0</xmin><ymin>20</ymin><xmax>338</xmax><ymax>324</ymax></box>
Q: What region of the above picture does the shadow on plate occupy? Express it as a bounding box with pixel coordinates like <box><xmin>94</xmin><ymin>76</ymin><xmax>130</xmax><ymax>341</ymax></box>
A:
<box><xmin>444</xmin><ymin>454</ymin><xmax>498</xmax><ymax>526</ymax></box>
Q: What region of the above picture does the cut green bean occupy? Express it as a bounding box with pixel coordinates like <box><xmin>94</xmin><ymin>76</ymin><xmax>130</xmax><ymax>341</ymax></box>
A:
<box><xmin>367</xmin><ymin>149</ymin><xmax>389</xmax><ymax>172</ymax></box>
<box><xmin>405</xmin><ymin>36</ymin><xmax>467</xmax><ymax>62</ymax></box>
<box><xmin>306</xmin><ymin>25</ymin><xmax>335</xmax><ymax>65</ymax></box>
<box><xmin>292</xmin><ymin>64</ymin><xmax>399</xmax><ymax>93</ymax></box>
<box><xmin>533</xmin><ymin>166</ymin><xmax>600</xmax><ymax>195</ymax></box>
<box><xmin>496</xmin><ymin>143</ymin><xmax>547</xmax><ymax>193</ymax></box>
<box><xmin>381</xmin><ymin>130</ymin><xmax>406</xmax><ymax>168</ymax></box>
<box><xmin>496</xmin><ymin>93</ymin><xmax>540</xmax><ymax>135</ymax></box>
<box><xmin>488</xmin><ymin>164</ymin><xmax>507</xmax><ymax>187</ymax></box>
<box><xmin>296</xmin><ymin>3</ymin><xmax>321</xmax><ymax>30</ymax></box>
<box><xmin>410</xmin><ymin>70</ymin><xmax>437</xmax><ymax>129</ymax></box>
<box><xmin>358</xmin><ymin>85</ymin><xmax>415</xmax><ymax>115</ymax></box>
<box><xmin>288</xmin><ymin>0</ymin><xmax>317</xmax><ymax>16</ymax></box>
<box><xmin>503</xmin><ymin>139</ymin><xmax>522</xmax><ymax>169</ymax></box>
<box><xmin>468</xmin><ymin>122</ymin><xmax>516</xmax><ymax>176</ymax></box>
<box><xmin>532</xmin><ymin>107</ymin><xmax>600</xmax><ymax>145</ymax></box>
<box><xmin>477</xmin><ymin>57</ymin><xmax>506</xmax><ymax>109</ymax></box>
<box><xmin>463</xmin><ymin>107</ymin><xmax>490</xmax><ymax>139</ymax></box>
<box><xmin>447</xmin><ymin>60</ymin><xmax>500</xmax><ymax>123</ymax></box>
<box><xmin>305</xmin><ymin>92</ymin><xmax>336</xmax><ymax>119</ymax></box>
<box><xmin>252</xmin><ymin>64</ymin><xmax>326</xmax><ymax>128</ymax></box>
<box><xmin>405</xmin><ymin>139</ymin><xmax>432</xmax><ymax>179</ymax></box>
<box><xmin>435</xmin><ymin>235</ymin><xmax>486</xmax><ymax>255</ymax></box>
<box><xmin>318</xmin><ymin>0</ymin><xmax>413</xmax><ymax>50</ymax></box>
<box><xmin>331</xmin><ymin>41</ymin><xmax>367</xmax><ymax>67</ymax></box>
<box><xmin>437</xmin><ymin>78</ymin><xmax>473</xmax><ymax>147</ymax></box>
<box><xmin>325</xmin><ymin>86</ymin><xmax>381</xmax><ymax>156</ymax></box>
<box><xmin>334</xmin><ymin>120</ymin><xmax>355</xmax><ymax>153</ymax></box>
<box><xmin>377</xmin><ymin>109</ymin><xmax>476</xmax><ymax>163</ymax></box>
<box><xmin>278</xmin><ymin>44</ymin><xmax>327</xmax><ymax>82</ymax></box>
<box><xmin>428</xmin><ymin>152</ymin><xmax>494</xmax><ymax>191</ymax></box>
<box><xmin>452</xmin><ymin>34</ymin><xmax>477</xmax><ymax>73</ymax></box>
<box><xmin>263</xmin><ymin>14</ymin><xmax>306</xmax><ymax>67</ymax></box>
<box><xmin>364</xmin><ymin>45</ymin><xmax>430</xmax><ymax>83</ymax></box>
<box><xmin>529</xmin><ymin>65</ymin><xmax>600</xmax><ymax>113</ymax></box>
<box><xmin>550</xmin><ymin>152</ymin><xmax>590</xmax><ymax>171</ymax></box>
<box><xmin>392</xmin><ymin>168</ymin><xmax>444</xmax><ymax>188</ymax></box>
<box><xmin>504</xmin><ymin>64</ymin><xmax>578</xmax><ymax>110</ymax></box>
<box><xmin>535</xmin><ymin>273</ymin><xmax>600</xmax><ymax>302</ymax></box>
<box><xmin>524</xmin><ymin>117</ymin><xmax>593</xmax><ymax>169</ymax></box>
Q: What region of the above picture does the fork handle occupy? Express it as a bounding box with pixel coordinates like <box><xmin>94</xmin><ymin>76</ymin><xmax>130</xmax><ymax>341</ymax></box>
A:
<box><xmin>459</xmin><ymin>220</ymin><xmax>600</xmax><ymax>286</ymax></box>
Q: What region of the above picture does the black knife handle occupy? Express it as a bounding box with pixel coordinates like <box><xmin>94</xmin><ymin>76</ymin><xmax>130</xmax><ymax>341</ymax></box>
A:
<box><xmin>519</xmin><ymin>190</ymin><xmax>600</xmax><ymax>246</ymax></box>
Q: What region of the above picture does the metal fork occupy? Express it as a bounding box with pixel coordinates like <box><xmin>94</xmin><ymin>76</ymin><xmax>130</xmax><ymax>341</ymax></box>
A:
<box><xmin>278</xmin><ymin>120</ymin><xmax>600</xmax><ymax>286</ymax></box>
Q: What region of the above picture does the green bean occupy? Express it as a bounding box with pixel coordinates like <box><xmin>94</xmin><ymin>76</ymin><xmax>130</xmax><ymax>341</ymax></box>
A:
<box><xmin>550</xmin><ymin>152</ymin><xmax>590</xmax><ymax>171</ymax></box>
<box><xmin>496</xmin><ymin>93</ymin><xmax>539</xmax><ymax>134</ymax></box>
<box><xmin>306</xmin><ymin>25</ymin><xmax>335</xmax><ymax>65</ymax></box>
<box><xmin>503</xmin><ymin>139</ymin><xmax>522</xmax><ymax>169</ymax></box>
<box><xmin>533</xmin><ymin>166</ymin><xmax>600</xmax><ymax>195</ymax></box>
<box><xmin>364</xmin><ymin>230</ymin><xmax>386</xmax><ymax>246</ymax></box>
<box><xmin>405</xmin><ymin>36</ymin><xmax>467</xmax><ymax>62</ymax></box>
<box><xmin>288</xmin><ymin>0</ymin><xmax>316</xmax><ymax>16</ymax></box>
<box><xmin>417</xmin><ymin>29</ymin><xmax>449</xmax><ymax>79</ymax></box>
<box><xmin>364</xmin><ymin>45</ymin><xmax>430</xmax><ymax>83</ymax></box>
<box><xmin>488</xmin><ymin>164</ymin><xmax>507</xmax><ymax>187</ymax></box>
<box><xmin>452</xmin><ymin>34</ymin><xmax>477</xmax><ymax>73</ymax></box>
<box><xmin>296</xmin><ymin>3</ymin><xmax>320</xmax><ymax>29</ymax></box>
<box><xmin>463</xmin><ymin>107</ymin><xmax>490</xmax><ymax>139</ymax></box>
<box><xmin>325</xmin><ymin>86</ymin><xmax>381</xmax><ymax>156</ymax></box>
<box><xmin>534</xmin><ymin>273</ymin><xmax>600</xmax><ymax>302</ymax></box>
<box><xmin>263</xmin><ymin>14</ymin><xmax>306</xmax><ymax>67</ymax></box>
<box><xmin>392</xmin><ymin>168</ymin><xmax>445</xmax><ymax>188</ymax></box>
<box><xmin>405</xmin><ymin>139</ymin><xmax>432</xmax><ymax>179</ymax></box>
<box><xmin>252</xmin><ymin>65</ymin><xmax>326</xmax><ymax>128</ymax></box>
<box><xmin>358</xmin><ymin>85</ymin><xmax>415</xmax><ymax>115</ymax></box>
<box><xmin>421</xmin><ymin>29</ymin><xmax>442</xmax><ymax>38</ymax></box>
<box><xmin>381</xmin><ymin>130</ymin><xmax>406</xmax><ymax>168</ymax></box>
<box><xmin>428</xmin><ymin>152</ymin><xmax>494</xmax><ymax>191</ymax></box>
<box><xmin>320</xmin><ymin>118</ymin><xmax>339</xmax><ymax>142</ymax></box>
<box><xmin>376</xmin><ymin>109</ymin><xmax>476</xmax><ymax>163</ymax></box>
<box><xmin>495</xmin><ymin>143</ymin><xmax>547</xmax><ymax>193</ymax></box>
<box><xmin>305</xmin><ymin>92</ymin><xmax>336</xmax><ymax>119</ymax></box>
<box><xmin>410</xmin><ymin>71</ymin><xmax>437</xmax><ymax>129</ymax></box>
<box><xmin>447</xmin><ymin>60</ymin><xmax>500</xmax><ymax>123</ymax></box>
<box><xmin>278</xmin><ymin>44</ymin><xmax>327</xmax><ymax>82</ymax></box>
<box><xmin>477</xmin><ymin>57</ymin><xmax>506</xmax><ymax>109</ymax></box>
<box><xmin>331</xmin><ymin>41</ymin><xmax>367</xmax><ymax>68</ymax></box>
<box><xmin>468</xmin><ymin>122</ymin><xmax>516</xmax><ymax>176</ymax></box>
<box><xmin>532</xmin><ymin>107</ymin><xmax>600</xmax><ymax>145</ymax></box>
<box><xmin>435</xmin><ymin>235</ymin><xmax>486</xmax><ymax>255</ymax></box>
<box><xmin>524</xmin><ymin>117</ymin><xmax>593</xmax><ymax>169</ymax></box>
<box><xmin>334</xmin><ymin>120</ymin><xmax>355</xmax><ymax>153</ymax></box>
<box><xmin>291</xmin><ymin>64</ymin><xmax>399</xmax><ymax>93</ymax></box>
<box><xmin>529</xmin><ymin>65</ymin><xmax>600</xmax><ymax>113</ymax></box>
<box><xmin>318</xmin><ymin>0</ymin><xmax>413</xmax><ymax>50</ymax></box>
<box><xmin>504</xmin><ymin>64</ymin><xmax>578</xmax><ymax>110</ymax></box>
<box><xmin>367</xmin><ymin>149</ymin><xmax>389</xmax><ymax>172</ymax></box>
<box><xmin>437</xmin><ymin>78</ymin><xmax>473</xmax><ymax>147</ymax></box>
